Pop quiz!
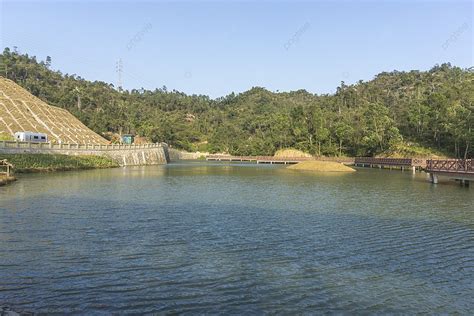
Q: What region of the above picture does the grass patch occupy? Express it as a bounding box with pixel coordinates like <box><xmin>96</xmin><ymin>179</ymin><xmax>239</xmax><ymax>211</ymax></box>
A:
<box><xmin>0</xmin><ymin>153</ymin><xmax>119</xmax><ymax>173</ymax></box>
<box><xmin>274</xmin><ymin>148</ymin><xmax>312</xmax><ymax>158</ymax></box>
<box><xmin>0</xmin><ymin>133</ymin><xmax>13</xmax><ymax>141</ymax></box>
<box><xmin>288</xmin><ymin>161</ymin><xmax>356</xmax><ymax>172</ymax></box>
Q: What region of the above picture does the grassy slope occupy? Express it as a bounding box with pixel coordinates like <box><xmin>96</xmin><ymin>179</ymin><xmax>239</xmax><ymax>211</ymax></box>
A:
<box><xmin>274</xmin><ymin>148</ymin><xmax>313</xmax><ymax>158</ymax></box>
<box><xmin>0</xmin><ymin>77</ymin><xmax>108</xmax><ymax>145</ymax></box>
<box><xmin>378</xmin><ymin>142</ymin><xmax>450</xmax><ymax>158</ymax></box>
<box><xmin>0</xmin><ymin>153</ymin><xmax>119</xmax><ymax>173</ymax></box>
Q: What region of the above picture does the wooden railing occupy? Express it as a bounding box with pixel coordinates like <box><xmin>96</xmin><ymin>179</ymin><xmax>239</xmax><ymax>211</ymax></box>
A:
<box><xmin>0</xmin><ymin>140</ymin><xmax>165</xmax><ymax>151</ymax></box>
<box><xmin>0</xmin><ymin>159</ymin><xmax>13</xmax><ymax>177</ymax></box>
<box><xmin>354</xmin><ymin>157</ymin><xmax>426</xmax><ymax>167</ymax></box>
<box><xmin>259</xmin><ymin>156</ymin><xmax>354</xmax><ymax>163</ymax></box>
<box><xmin>426</xmin><ymin>159</ymin><xmax>473</xmax><ymax>174</ymax></box>
<box><xmin>206</xmin><ymin>155</ymin><xmax>255</xmax><ymax>161</ymax></box>
<box><xmin>206</xmin><ymin>155</ymin><xmax>354</xmax><ymax>163</ymax></box>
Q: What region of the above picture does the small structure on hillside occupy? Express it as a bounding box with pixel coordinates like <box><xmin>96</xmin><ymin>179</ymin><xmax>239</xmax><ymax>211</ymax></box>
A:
<box><xmin>121</xmin><ymin>134</ymin><xmax>134</xmax><ymax>144</ymax></box>
<box><xmin>0</xmin><ymin>159</ymin><xmax>13</xmax><ymax>177</ymax></box>
<box><xmin>14</xmin><ymin>131</ymin><xmax>48</xmax><ymax>143</ymax></box>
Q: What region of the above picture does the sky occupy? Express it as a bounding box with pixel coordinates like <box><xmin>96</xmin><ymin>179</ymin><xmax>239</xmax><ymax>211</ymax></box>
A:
<box><xmin>0</xmin><ymin>0</ymin><xmax>472</xmax><ymax>98</ymax></box>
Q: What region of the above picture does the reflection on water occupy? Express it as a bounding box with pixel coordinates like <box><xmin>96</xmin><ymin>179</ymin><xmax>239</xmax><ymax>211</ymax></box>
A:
<box><xmin>0</xmin><ymin>162</ymin><xmax>473</xmax><ymax>314</ymax></box>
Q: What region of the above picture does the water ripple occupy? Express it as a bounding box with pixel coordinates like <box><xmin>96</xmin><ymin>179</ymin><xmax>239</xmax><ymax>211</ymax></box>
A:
<box><xmin>0</xmin><ymin>164</ymin><xmax>473</xmax><ymax>314</ymax></box>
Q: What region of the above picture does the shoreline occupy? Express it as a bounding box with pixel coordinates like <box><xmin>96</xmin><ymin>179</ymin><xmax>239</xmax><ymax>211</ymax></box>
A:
<box><xmin>0</xmin><ymin>153</ymin><xmax>120</xmax><ymax>186</ymax></box>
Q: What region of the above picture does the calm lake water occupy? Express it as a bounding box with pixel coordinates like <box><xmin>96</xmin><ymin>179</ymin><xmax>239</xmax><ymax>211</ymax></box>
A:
<box><xmin>0</xmin><ymin>162</ymin><xmax>473</xmax><ymax>314</ymax></box>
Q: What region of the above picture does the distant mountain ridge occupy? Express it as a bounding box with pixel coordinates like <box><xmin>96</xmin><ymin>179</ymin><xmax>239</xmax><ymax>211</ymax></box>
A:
<box><xmin>0</xmin><ymin>76</ymin><xmax>108</xmax><ymax>144</ymax></box>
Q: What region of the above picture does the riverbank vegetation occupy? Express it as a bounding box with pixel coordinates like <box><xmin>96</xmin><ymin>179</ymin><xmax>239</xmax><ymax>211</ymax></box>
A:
<box><xmin>0</xmin><ymin>132</ymin><xmax>13</xmax><ymax>141</ymax></box>
<box><xmin>0</xmin><ymin>153</ymin><xmax>119</xmax><ymax>173</ymax></box>
<box><xmin>377</xmin><ymin>142</ymin><xmax>448</xmax><ymax>158</ymax></box>
<box><xmin>1</xmin><ymin>48</ymin><xmax>472</xmax><ymax>158</ymax></box>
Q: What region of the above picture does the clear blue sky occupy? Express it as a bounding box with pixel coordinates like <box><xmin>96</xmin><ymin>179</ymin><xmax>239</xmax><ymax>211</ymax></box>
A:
<box><xmin>1</xmin><ymin>0</ymin><xmax>472</xmax><ymax>98</ymax></box>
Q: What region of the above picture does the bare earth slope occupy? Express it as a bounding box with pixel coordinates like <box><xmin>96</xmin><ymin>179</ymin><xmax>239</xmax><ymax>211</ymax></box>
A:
<box><xmin>288</xmin><ymin>161</ymin><xmax>356</xmax><ymax>172</ymax></box>
<box><xmin>0</xmin><ymin>76</ymin><xmax>107</xmax><ymax>144</ymax></box>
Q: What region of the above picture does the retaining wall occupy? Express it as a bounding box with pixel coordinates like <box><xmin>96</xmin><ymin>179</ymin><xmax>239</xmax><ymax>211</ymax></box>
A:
<box><xmin>0</xmin><ymin>141</ymin><xmax>169</xmax><ymax>166</ymax></box>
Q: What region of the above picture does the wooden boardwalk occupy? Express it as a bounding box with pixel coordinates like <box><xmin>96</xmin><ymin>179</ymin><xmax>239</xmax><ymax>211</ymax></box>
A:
<box><xmin>206</xmin><ymin>155</ymin><xmax>354</xmax><ymax>164</ymax></box>
<box><xmin>354</xmin><ymin>157</ymin><xmax>426</xmax><ymax>171</ymax></box>
<box><xmin>425</xmin><ymin>159</ymin><xmax>473</xmax><ymax>186</ymax></box>
<box><xmin>206</xmin><ymin>155</ymin><xmax>474</xmax><ymax>186</ymax></box>
<box><xmin>207</xmin><ymin>155</ymin><xmax>425</xmax><ymax>169</ymax></box>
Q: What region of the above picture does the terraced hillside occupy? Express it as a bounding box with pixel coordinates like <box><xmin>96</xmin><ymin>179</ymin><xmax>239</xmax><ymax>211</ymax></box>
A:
<box><xmin>0</xmin><ymin>77</ymin><xmax>107</xmax><ymax>144</ymax></box>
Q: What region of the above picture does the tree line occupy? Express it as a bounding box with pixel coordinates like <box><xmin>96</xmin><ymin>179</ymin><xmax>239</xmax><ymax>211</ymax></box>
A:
<box><xmin>1</xmin><ymin>48</ymin><xmax>472</xmax><ymax>157</ymax></box>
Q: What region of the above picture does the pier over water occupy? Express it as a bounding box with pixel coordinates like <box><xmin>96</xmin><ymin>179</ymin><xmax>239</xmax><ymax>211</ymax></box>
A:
<box><xmin>207</xmin><ymin>155</ymin><xmax>474</xmax><ymax>185</ymax></box>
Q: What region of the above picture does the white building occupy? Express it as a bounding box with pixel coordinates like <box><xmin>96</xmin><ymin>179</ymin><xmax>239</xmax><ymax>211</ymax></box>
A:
<box><xmin>14</xmin><ymin>131</ymin><xmax>48</xmax><ymax>143</ymax></box>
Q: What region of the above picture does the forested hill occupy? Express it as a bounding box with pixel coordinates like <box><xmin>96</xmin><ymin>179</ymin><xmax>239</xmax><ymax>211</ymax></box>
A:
<box><xmin>1</xmin><ymin>48</ymin><xmax>472</xmax><ymax>158</ymax></box>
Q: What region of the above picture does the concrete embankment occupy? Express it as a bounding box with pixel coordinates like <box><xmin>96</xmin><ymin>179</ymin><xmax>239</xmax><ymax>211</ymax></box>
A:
<box><xmin>102</xmin><ymin>146</ymin><xmax>168</xmax><ymax>166</ymax></box>
<box><xmin>0</xmin><ymin>141</ymin><xmax>170</xmax><ymax>166</ymax></box>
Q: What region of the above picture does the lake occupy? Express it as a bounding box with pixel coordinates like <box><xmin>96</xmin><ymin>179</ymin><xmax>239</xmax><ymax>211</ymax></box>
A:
<box><xmin>0</xmin><ymin>162</ymin><xmax>473</xmax><ymax>314</ymax></box>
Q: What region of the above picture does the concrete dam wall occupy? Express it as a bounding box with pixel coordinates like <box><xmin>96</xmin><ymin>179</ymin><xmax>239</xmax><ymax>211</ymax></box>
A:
<box><xmin>105</xmin><ymin>147</ymin><xmax>168</xmax><ymax>166</ymax></box>
<box><xmin>0</xmin><ymin>141</ymin><xmax>169</xmax><ymax>166</ymax></box>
